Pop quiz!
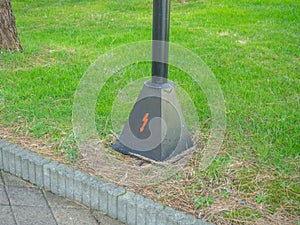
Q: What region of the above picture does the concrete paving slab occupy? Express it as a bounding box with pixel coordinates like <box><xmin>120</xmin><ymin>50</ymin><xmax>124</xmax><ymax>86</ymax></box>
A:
<box><xmin>0</xmin><ymin>186</ymin><xmax>9</xmax><ymax>205</ymax></box>
<box><xmin>7</xmin><ymin>186</ymin><xmax>47</xmax><ymax>207</ymax></box>
<box><xmin>45</xmin><ymin>191</ymin><xmax>82</xmax><ymax>209</ymax></box>
<box><xmin>0</xmin><ymin>170</ymin><xmax>128</xmax><ymax>225</ymax></box>
<box><xmin>92</xmin><ymin>210</ymin><xmax>125</xmax><ymax>225</ymax></box>
<box><xmin>12</xmin><ymin>205</ymin><xmax>57</xmax><ymax>225</ymax></box>
<box><xmin>52</xmin><ymin>208</ymin><xmax>98</xmax><ymax>225</ymax></box>
<box><xmin>0</xmin><ymin>206</ymin><xmax>16</xmax><ymax>225</ymax></box>
<box><xmin>2</xmin><ymin>172</ymin><xmax>34</xmax><ymax>188</ymax></box>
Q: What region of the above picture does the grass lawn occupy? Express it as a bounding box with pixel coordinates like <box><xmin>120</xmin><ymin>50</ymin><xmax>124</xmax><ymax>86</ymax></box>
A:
<box><xmin>0</xmin><ymin>0</ymin><xmax>299</xmax><ymax>224</ymax></box>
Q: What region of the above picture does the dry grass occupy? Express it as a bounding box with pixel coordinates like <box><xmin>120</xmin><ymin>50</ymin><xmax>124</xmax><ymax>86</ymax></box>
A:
<box><xmin>1</xmin><ymin>126</ymin><xmax>299</xmax><ymax>224</ymax></box>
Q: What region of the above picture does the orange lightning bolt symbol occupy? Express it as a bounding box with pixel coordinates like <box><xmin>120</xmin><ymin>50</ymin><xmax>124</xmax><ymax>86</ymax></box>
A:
<box><xmin>140</xmin><ymin>113</ymin><xmax>149</xmax><ymax>133</ymax></box>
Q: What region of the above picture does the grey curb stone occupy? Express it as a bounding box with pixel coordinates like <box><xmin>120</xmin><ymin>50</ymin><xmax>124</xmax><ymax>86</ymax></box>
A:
<box><xmin>172</xmin><ymin>210</ymin><xmax>187</xmax><ymax>224</ymax></box>
<box><xmin>178</xmin><ymin>214</ymin><xmax>199</xmax><ymax>225</ymax></box>
<box><xmin>98</xmin><ymin>182</ymin><xmax>109</xmax><ymax>213</ymax></box>
<box><xmin>28</xmin><ymin>154</ymin><xmax>36</xmax><ymax>184</ymax></box>
<box><xmin>162</xmin><ymin>207</ymin><xmax>177</xmax><ymax>225</ymax></box>
<box><xmin>1</xmin><ymin>146</ymin><xmax>8</xmax><ymax>171</ymax></box>
<box><xmin>82</xmin><ymin>175</ymin><xmax>92</xmax><ymax>207</ymax></box>
<box><xmin>126</xmin><ymin>193</ymin><xmax>137</xmax><ymax>225</ymax></box>
<box><xmin>28</xmin><ymin>153</ymin><xmax>49</xmax><ymax>186</ymax></box>
<box><xmin>50</xmin><ymin>164</ymin><xmax>59</xmax><ymax>195</ymax></box>
<box><xmin>8</xmin><ymin>145</ymin><xmax>20</xmax><ymax>175</ymax></box>
<box><xmin>136</xmin><ymin>195</ymin><xmax>152</xmax><ymax>225</ymax></box>
<box><xmin>0</xmin><ymin>139</ymin><xmax>10</xmax><ymax>149</ymax></box>
<box><xmin>2</xmin><ymin>144</ymin><xmax>17</xmax><ymax>172</ymax></box>
<box><xmin>0</xmin><ymin>140</ymin><xmax>11</xmax><ymax>170</ymax></box>
<box><xmin>65</xmin><ymin>166</ymin><xmax>75</xmax><ymax>200</ymax></box>
<box><xmin>73</xmin><ymin>170</ymin><xmax>86</xmax><ymax>203</ymax></box>
<box><xmin>107</xmin><ymin>185</ymin><xmax>126</xmax><ymax>219</ymax></box>
<box><xmin>34</xmin><ymin>157</ymin><xmax>51</xmax><ymax>187</ymax></box>
<box><xmin>156</xmin><ymin>212</ymin><xmax>169</xmax><ymax>225</ymax></box>
<box><xmin>89</xmin><ymin>177</ymin><xmax>100</xmax><ymax>209</ymax></box>
<box><xmin>43</xmin><ymin>161</ymin><xmax>59</xmax><ymax>191</ymax></box>
<box><xmin>147</xmin><ymin>201</ymin><xmax>164</xmax><ymax>225</ymax></box>
<box><xmin>20</xmin><ymin>151</ymin><xmax>31</xmax><ymax>181</ymax></box>
<box><xmin>57</xmin><ymin>164</ymin><xmax>68</xmax><ymax>197</ymax></box>
<box><xmin>117</xmin><ymin>191</ymin><xmax>136</xmax><ymax>224</ymax></box>
<box><xmin>0</xmin><ymin>140</ymin><xmax>212</xmax><ymax>225</ymax></box>
<box><xmin>15</xmin><ymin>149</ymin><xmax>27</xmax><ymax>178</ymax></box>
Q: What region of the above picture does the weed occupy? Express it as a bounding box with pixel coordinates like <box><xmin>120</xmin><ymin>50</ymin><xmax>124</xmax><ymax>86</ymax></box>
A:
<box><xmin>58</xmin><ymin>134</ymin><xmax>79</xmax><ymax>163</ymax></box>
<box><xmin>256</xmin><ymin>192</ymin><xmax>267</xmax><ymax>204</ymax></box>
<box><xmin>193</xmin><ymin>195</ymin><xmax>215</xmax><ymax>209</ymax></box>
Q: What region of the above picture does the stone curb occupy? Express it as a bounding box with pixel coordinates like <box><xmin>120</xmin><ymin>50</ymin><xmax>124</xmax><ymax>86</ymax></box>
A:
<box><xmin>0</xmin><ymin>139</ymin><xmax>210</xmax><ymax>225</ymax></box>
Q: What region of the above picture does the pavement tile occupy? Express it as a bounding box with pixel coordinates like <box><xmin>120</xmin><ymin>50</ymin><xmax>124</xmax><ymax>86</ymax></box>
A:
<box><xmin>92</xmin><ymin>210</ymin><xmax>125</xmax><ymax>225</ymax></box>
<box><xmin>1</xmin><ymin>171</ymin><xmax>127</xmax><ymax>225</ymax></box>
<box><xmin>12</xmin><ymin>205</ymin><xmax>57</xmax><ymax>225</ymax></box>
<box><xmin>0</xmin><ymin>186</ymin><xmax>9</xmax><ymax>205</ymax></box>
<box><xmin>0</xmin><ymin>206</ymin><xmax>16</xmax><ymax>225</ymax></box>
<box><xmin>52</xmin><ymin>208</ymin><xmax>98</xmax><ymax>225</ymax></box>
<box><xmin>7</xmin><ymin>186</ymin><xmax>47</xmax><ymax>207</ymax></box>
<box><xmin>3</xmin><ymin>172</ymin><xmax>34</xmax><ymax>188</ymax></box>
<box><xmin>45</xmin><ymin>191</ymin><xmax>82</xmax><ymax>209</ymax></box>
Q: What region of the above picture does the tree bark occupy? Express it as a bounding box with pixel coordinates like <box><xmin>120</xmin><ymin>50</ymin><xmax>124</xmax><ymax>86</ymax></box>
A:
<box><xmin>0</xmin><ymin>0</ymin><xmax>22</xmax><ymax>52</ymax></box>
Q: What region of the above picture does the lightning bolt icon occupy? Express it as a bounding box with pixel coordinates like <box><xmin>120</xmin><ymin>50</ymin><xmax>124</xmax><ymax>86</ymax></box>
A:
<box><xmin>140</xmin><ymin>113</ymin><xmax>149</xmax><ymax>133</ymax></box>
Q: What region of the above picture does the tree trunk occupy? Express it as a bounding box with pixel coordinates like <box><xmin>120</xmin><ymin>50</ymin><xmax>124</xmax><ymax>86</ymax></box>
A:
<box><xmin>0</xmin><ymin>0</ymin><xmax>22</xmax><ymax>52</ymax></box>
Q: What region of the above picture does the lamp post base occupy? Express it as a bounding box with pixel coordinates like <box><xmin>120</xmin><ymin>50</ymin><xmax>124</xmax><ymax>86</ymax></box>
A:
<box><xmin>111</xmin><ymin>80</ymin><xmax>193</xmax><ymax>162</ymax></box>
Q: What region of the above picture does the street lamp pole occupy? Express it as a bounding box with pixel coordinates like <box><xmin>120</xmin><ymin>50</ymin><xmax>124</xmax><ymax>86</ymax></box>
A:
<box><xmin>112</xmin><ymin>0</ymin><xmax>193</xmax><ymax>162</ymax></box>
<box><xmin>152</xmin><ymin>0</ymin><xmax>170</xmax><ymax>84</ymax></box>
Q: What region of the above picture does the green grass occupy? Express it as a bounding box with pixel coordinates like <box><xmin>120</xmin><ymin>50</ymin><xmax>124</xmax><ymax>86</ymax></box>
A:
<box><xmin>0</xmin><ymin>0</ymin><xmax>299</xmax><ymax>223</ymax></box>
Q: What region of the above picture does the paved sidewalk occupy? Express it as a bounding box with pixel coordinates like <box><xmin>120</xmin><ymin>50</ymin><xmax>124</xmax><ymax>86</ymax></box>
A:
<box><xmin>0</xmin><ymin>170</ymin><xmax>125</xmax><ymax>225</ymax></box>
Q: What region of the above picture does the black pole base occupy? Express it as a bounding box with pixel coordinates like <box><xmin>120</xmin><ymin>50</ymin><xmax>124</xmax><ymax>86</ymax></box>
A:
<box><xmin>111</xmin><ymin>80</ymin><xmax>193</xmax><ymax>162</ymax></box>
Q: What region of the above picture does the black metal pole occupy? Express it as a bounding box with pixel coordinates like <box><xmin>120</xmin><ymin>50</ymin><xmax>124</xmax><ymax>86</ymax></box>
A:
<box><xmin>152</xmin><ymin>0</ymin><xmax>170</xmax><ymax>84</ymax></box>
